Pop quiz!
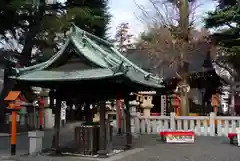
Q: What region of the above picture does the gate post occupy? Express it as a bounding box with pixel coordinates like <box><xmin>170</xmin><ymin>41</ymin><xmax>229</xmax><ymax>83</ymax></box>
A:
<box><xmin>209</xmin><ymin>112</ymin><xmax>216</xmax><ymax>136</ymax></box>
<box><xmin>170</xmin><ymin>112</ymin><xmax>176</xmax><ymax>131</ymax></box>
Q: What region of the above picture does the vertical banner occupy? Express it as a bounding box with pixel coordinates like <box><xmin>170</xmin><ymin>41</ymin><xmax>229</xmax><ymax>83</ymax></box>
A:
<box><xmin>161</xmin><ymin>95</ymin><xmax>166</xmax><ymax>116</ymax></box>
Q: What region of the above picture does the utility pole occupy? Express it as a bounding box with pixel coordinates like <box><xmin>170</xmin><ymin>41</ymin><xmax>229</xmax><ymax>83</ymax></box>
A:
<box><xmin>178</xmin><ymin>0</ymin><xmax>190</xmax><ymax>116</ymax></box>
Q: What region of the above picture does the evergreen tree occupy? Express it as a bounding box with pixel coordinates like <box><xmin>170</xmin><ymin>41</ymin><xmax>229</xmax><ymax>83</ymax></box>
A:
<box><xmin>0</xmin><ymin>0</ymin><xmax>111</xmax><ymax>59</ymax></box>
<box><xmin>205</xmin><ymin>0</ymin><xmax>240</xmax><ymax>50</ymax></box>
<box><xmin>67</xmin><ymin>0</ymin><xmax>111</xmax><ymax>38</ymax></box>
<box><xmin>205</xmin><ymin>0</ymin><xmax>240</xmax><ymax>78</ymax></box>
<box><xmin>0</xmin><ymin>0</ymin><xmax>111</xmax><ymax>125</ymax></box>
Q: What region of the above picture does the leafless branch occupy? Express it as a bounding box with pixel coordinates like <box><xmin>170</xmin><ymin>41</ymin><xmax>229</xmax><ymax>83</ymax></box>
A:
<box><xmin>214</xmin><ymin>60</ymin><xmax>237</xmax><ymax>78</ymax></box>
<box><xmin>135</xmin><ymin>0</ymin><xmax>203</xmax><ymax>29</ymax></box>
<box><xmin>226</xmin><ymin>22</ymin><xmax>235</xmax><ymax>29</ymax></box>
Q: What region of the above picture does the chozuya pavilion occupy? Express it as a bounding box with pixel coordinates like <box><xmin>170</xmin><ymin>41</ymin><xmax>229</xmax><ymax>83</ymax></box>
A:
<box><xmin>9</xmin><ymin>25</ymin><xmax>164</xmax><ymax>156</ymax></box>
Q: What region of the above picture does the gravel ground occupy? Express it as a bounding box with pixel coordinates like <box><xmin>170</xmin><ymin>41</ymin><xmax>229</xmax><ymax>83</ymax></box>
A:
<box><xmin>4</xmin><ymin>135</ymin><xmax>240</xmax><ymax>161</ymax></box>
<box><xmin>2</xmin><ymin>131</ymin><xmax>240</xmax><ymax>161</ymax></box>
<box><xmin>115</xmin><ymin>135</ymin><xmax>240</xmax><ymax>161</ymax></box>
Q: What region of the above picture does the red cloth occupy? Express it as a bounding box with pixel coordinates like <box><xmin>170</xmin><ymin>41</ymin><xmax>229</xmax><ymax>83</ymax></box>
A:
<box><xmin>151</xmin><ymin>113</ymin><xmax>160</xmax><ymax>116</ymax></box>
<box><xmin>228</xmin><ymin>133</ymin><xmax>237</xmax><ymax>139</ymax></box>
<box><xmin>160</xmin><ymin>131</ymin><xmax>194</xmax><ymax>136</ymax></box>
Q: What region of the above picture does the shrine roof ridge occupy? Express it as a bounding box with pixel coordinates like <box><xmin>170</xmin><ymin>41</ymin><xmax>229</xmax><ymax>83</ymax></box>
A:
<box><xmin>10</xmin><ymin>24</ymin><xmax>164</xmax><ymax>89</ymax></box>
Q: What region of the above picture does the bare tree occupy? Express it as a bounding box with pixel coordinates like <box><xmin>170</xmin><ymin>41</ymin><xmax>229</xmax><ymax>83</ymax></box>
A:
<box><xmin>114</xmin><ymin>22</ymin><xmax>134</xmax><ymax>53</ymax></box>
<box><xmin>137</xmin><ymin>26</ymin><xmax>210</xmax><ymax>72</ymax></box>
<box><xmin>135</xmin><ymin>0</ymin><xmax>212</xmax><ymax>115</ymax></box>
<box><xmin>134</xmin><ymin>0</ymin><xmax>202</xmax><ymax>29</ymax></box>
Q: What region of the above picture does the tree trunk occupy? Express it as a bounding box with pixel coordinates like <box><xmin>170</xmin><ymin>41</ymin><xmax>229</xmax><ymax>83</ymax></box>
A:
<box><xmin>179</xmin><ymin>74</ymin><xmax>189</xmax><ymax>116</ymax></box>
<box><xmin>178</xmin><ymin>0</ymin><xmax>190</xmax><ymax>116</ymax></box>
<box><xmin>0</xmin><ymin>1</ymin><xmax>46</xmax><ymax>124</ymax></box>
<box><xmin>19</xmin><ymin>1</ymin><xmax>45</xmax><ymax>66</ymax></box>
<box><xmin>0</xmin><ymin>68</ymin><xmax>16</xmax><ymax>125</ymax></box>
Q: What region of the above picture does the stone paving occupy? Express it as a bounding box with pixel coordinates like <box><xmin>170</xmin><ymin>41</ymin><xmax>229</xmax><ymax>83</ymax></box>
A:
<box><xmin>118</xmin><ymin>135</ymin><xmax>240</xmax><ymax>161</ymax></box>
<box><xmin>0</xmin><ymin>122</ymin><xmax>83</xmax><ymax>156</ymax></box>
<box><xmin>2</xmin><ymin>127</ymin><xmax>240</xmax><ymax>161</ymax></box>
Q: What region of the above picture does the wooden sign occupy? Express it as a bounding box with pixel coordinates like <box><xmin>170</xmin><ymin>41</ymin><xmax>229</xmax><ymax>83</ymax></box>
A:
<box><xmin>162</xmin><ymin>131</ymin><xmax>195</xmax><ymax>143</ymax></box>
<box><xmin>161</xmin><ymin>95</ymin><xmax>166</xmax><ymax>116</ymax></box>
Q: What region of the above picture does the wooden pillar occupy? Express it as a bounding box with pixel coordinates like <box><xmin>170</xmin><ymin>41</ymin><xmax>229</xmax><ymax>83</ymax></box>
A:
<box><xmin>84</xmin><ymin>102</ymin><xmax>93</xmax><ymax>124</ymax></box>
<box><xmin>87</xmin><ymin>104</ymin><xmax>93</xmax><ymax>124</ymax></box>
<box><xmin>52</xmin><ymin>92</ymin><xmax>61</xmax><ymax>154</ymax></box>
<box><xmin>98</xmin><ymin>101</ymin><xmax>107</xmax><ymax>157</ymax></box>
<box><xmin>124</xmin><ymin>95</ymin><xmax>132</xmax><ymax>149</ymax></box>
<box><xmin>116</xmin><ymin>98</ymin><xmax>122</xmax><ymax>134</ymax></box>
<box><xmin>66</xmin><ymin>102</ymin><xmax>73</xmax><ymax>122</ymax></box>
<box><xmin>201</xmin><ymin>90</ymin><xmax>204</xmax><ymax>115</ymax></box>
<box><xmin>71</xmin><ymin>104</ymin><xmax>75</xmax><ymax>121</ymax></box>
<box><xmin>49</xmin><ymin>90</ymin><xmax>55</xmax><ymax>112</ymax></box>
<box><xmin>39</xmin><ymin>96</ymin><xmax>44</xmax><ymax>130</ymax></box>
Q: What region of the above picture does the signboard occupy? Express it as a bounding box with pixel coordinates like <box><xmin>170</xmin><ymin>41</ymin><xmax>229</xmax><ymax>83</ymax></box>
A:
<box><xmin>61</xmin><ymin>101</ymin><xmax>67</xmax><ymax>120</ymax></box>
<box><xmin>166</xmin><ymin>134</ymin><xmax>194</xmax><ymax>143</ymax></box>
<box><xmin>161</xmin><ymin>95</ymin><xmax>166</xmax><ymax>116</ymax></box>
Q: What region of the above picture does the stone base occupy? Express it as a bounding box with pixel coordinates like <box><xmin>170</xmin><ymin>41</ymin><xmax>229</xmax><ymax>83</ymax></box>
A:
<box><xmin>2</xmin><ymin>155</ymin><xmax>17</xmax><ymax>160</ymax></box>
<box><xmin>28</xmin><ymin>131</ymin><xmax>44</xmax><ymax>138</ymax></box>
<box><xmin>28</xmin><ymin>131</ymin><xmax>45</xmax><ymax>155</ymax></box>
<box><xmin>97</xmin><ymin>150</ymin><xmax>108</xmax><ymax>158</ymax></box>
<box><xmin>117</xmin><ymin>128</ymin><xmax>122</xmax><ymax>135</ymax></box>
<box><xmin>124</xmin><ymin>144</ymin><xmax>132</xmax><ymax>150</ymax></box>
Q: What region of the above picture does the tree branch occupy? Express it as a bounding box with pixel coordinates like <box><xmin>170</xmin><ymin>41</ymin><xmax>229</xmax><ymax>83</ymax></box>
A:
<box><xmin>214</xmin><ymin>60</ymin><xmax>237</xmax><ymax>78</ymax></box>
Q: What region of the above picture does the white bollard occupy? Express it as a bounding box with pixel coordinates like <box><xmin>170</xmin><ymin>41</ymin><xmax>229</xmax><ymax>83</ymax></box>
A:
<box><xmin>236</xmin><ymin>128</ymin><xmax>240</xmax><ymax>146</ymax></box>
<box><xmin>28</xmin><ymin>131</ymin><xmax>44</xmax><ymax>155</ymax></box>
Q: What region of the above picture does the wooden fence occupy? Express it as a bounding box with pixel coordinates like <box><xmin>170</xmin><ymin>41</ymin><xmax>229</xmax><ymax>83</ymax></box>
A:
<box><xmin>5</xmin><ymin>112</ymin><xmax>55</xmax><ymax>129</ymax></box>
<box><xmin>131</xmin><ymin>112</ymin><xmax>240</xmax><ymax>136</ymax></box>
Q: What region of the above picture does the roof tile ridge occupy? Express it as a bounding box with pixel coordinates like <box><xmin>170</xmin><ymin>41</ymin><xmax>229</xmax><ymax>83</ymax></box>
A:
<box><xmin>71</xmin><ymin>24</ymin><xmax>163</xmax><ymax>84</ymax></box>
<box><xmin>83</xmin><ymin>36</ymin><xmax>120</xmax><ymax>67</ymax></box>
<box><xmin>110</xmin><ymin>47</ymin><xmax>163</xmax><ymax>84</ymax></box>
<box><xmin>72</xmin><ymin>24</ymin><xmax>113</xmax><ymax>47</ymax></box>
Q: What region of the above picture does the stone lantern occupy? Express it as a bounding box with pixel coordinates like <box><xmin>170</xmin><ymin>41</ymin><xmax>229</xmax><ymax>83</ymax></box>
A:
<box><xmin>138</xmin><ymin>91</ymin><xmax>155</xmax><ymax>117</ymax></box>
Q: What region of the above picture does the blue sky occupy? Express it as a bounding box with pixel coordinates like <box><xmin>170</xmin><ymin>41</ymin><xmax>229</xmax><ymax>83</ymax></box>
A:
<box><xmin>108</xmin><ymin>0</ymin><xmax>217</xmax><ymax>37</ymax></box>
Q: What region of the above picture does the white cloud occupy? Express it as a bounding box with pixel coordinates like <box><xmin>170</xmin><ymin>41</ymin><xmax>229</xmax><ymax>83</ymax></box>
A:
<box><xmin>108</xmin><ymin>0</ymin><xmax>217</xmax><ymax>37</ymax></box>
<box><xmin>108</xmin><ymin>0</ymin><xmax>148</xmax><ymax>37</ymax></box>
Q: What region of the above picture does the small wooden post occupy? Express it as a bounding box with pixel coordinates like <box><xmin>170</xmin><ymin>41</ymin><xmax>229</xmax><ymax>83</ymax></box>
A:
<box><xmin>211</xmin><ymin>94</ymin><xmax>219</xmax><ymax>113</ymax></box>
<box><xmin>4</xmin><ymin>91</ymin><xmax>22</xmax><ymax>156</ymax></box>
<box><xmin>116</xmin><ymin>97</ymin><xmax>122</xmax><ymax>134</ymax></box>
<box><xmin>54</xmin><ymin>97</ymin><xmax>61</xmax><ymax>154</ymax></box>
<box><xmin>98</xmin><ymin>101</ymin><xmax>107</xmax><ymax>157</ymax></box>
<box><xmin>124</xmin><ymin>94</ymin><xmax>132</xmax><ymax>149</ymax></box>
<box><xmin>39</xmin><ymin>97</ymin><xmax>44</xmax><ymax>130</ymax></box>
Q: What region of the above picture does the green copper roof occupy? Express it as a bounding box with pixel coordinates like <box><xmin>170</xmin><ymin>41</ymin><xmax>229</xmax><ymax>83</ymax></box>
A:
<box><xmin>11</xmin><ymin>25</ymin><xmax>164</xmax><ymax>89</ymax></box>
<box><xmin>10</xmin><ymin>68</ymin><xmax>123</xmax><ymax>81</ymax></box>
